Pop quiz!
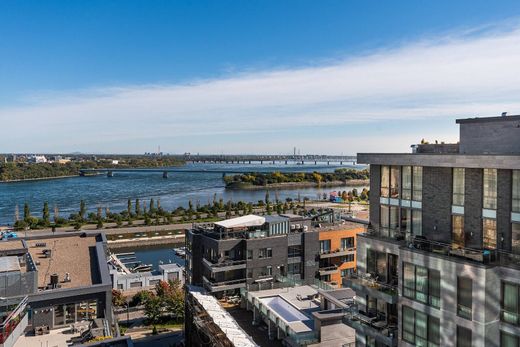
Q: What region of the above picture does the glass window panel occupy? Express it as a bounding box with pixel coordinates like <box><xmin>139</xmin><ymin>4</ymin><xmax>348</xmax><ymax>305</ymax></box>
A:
<box><xmin>513</xmin><ymin>223</ymin><xmax>520</xmax><ymax>255</ymax></box>
<box><xmin>413</xmin><ymin>167</ymin><xmax>423</xmax><ymax>201</ymax></box>
<box><xmin>402</xmin><ymin>166</ymin><xmax>412</xmax><ymax>200</ymax></box>
<box><xmin>380</xmin><ymin>205</ymin><xmax>389</xmax><ymax>236</ymax></box>
<box><xmin>429</xmin><ymin>316</ymin><xmax>440</xmax><ymax>346</ymax></box>
<box><xmin>415</xmin><ymin>266</ymin><xmax>428</xmax><ymax>304</ymax></box>
<box><xmin>452</xmin><ymin>215</ymin><xmax>465</xmax><ymax>248</ymax></box>
<box><xmin>458</xmin><ymin>277</ymin><xmax>472</xmax><ymax>319</ymax></box>
<box><xmin>376</xmin><ymin>251</ymin><xmax>387</xmax><ymax>283</ymax></box>
<box><xmin>413</xmin><ymin>210</ymin><xmax>422</xmax><ymax>236</ymax></box>
<box><xmin>513</xmin><ymin>170</ymin><xmax>520</xmax><ymax>213</ymax></box>
<box><xmin>400</xmin><ymin>208</ymin><xmax>412</xmax><ymax>238</ymax></box>
<box><xmin>390</xmin><ymin>166</ymin><xmax>400</xmax><ymax>198</ymax></box>
<box><xmin>457</xmin><ymin>326</ymin><xmax>472</xmax><ymax>347</ymax></box>
<box><xmin>503</xmin><ymin>282</ymin><xmax>519</xmax><ymax>325</ymax></box>
<box><xmin>381</xmin><ymin>166</ymin><xmax>390</xmax><ymax>197</ymax></box>
<box><xmin>429</xmin><ymin>270</ymin><xmax>441</xmax><ymax>308</ymax></box>
<box><xmin>54</xmin><ymin>305</ymin><xmax>64</xmax><ymax>326</ymax></box>
<box><xmin>367</xmin><ymin>249</ymin><xmax>376</xmax><ymax>275</ymax></box>
<box><xmin>403</xmin><ymin>263</ymin><xmax>415</xmax><ymax>298</ymax></box>
<box><xmin>453</xmin><ymin>168</ymin><xmax>465</xmax><ymax>206</ymax></box>
<box><xmin>402</xmin><ymin>306</ymin><xmax>415</xmax><ymax>343</ymax></box>
<box><xmin>483</xmin><ymin>218</ymin><xmax>497</xmax><ymax>249</ymax></box>
<box><xmin>389</xmin><ymin>206</ymin><xmax>399</xmax><ymax>231</ymax></box>
<box><xmin>501</xmin><ymin>331</ymin><xmax>519</xmax><ymax>347</ymax></box>
<box><xmin>415</xmin><ymin>311</ymin><xmax>427</xmax><ymax>347</ymax></box>
<box><xmin>64</xmin><ymin>303</ymin><xmax>75</xmax><ymax>324</ymax></box>
<box><xmin>483</xmin><ymin>168</ymin><xmax>497</xmax><ymax>209</ymax></box>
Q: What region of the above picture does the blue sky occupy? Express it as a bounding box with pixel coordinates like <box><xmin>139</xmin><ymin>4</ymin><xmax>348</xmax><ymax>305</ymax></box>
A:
<box><xmin>1</xmin><ymin>1</ymin><xmax>520</xmax><ymax>154</ymax></box>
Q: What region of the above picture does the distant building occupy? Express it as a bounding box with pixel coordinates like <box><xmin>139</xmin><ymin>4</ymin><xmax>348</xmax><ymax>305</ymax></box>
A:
<box><xmin>27</xmin><ymin>155</ymin><xmax>47</xmax><ymax>163</ymax></box>
<box><xmin>110</xmin><ymin>261</ymin><xmax>184</xmax><ymax>292</ymax></box>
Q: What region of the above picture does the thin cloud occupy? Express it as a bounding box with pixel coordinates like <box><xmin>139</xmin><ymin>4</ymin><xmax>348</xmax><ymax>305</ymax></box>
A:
<box><xmin>2</xmin><ymin>22</ymin><xmax>520</xmax><ymax>153</ymax></box>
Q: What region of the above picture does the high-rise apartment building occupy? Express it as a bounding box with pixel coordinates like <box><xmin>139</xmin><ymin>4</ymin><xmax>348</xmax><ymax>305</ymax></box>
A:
<box><xmin>345</xmin><ymin>114</ymin><xmax>520</xmax><ymax>347</ymax></box>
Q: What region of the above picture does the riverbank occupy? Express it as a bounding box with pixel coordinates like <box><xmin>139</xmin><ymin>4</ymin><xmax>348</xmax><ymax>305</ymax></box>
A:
<box><xmin>0</xmin><ymin>173</ymin><xmax>101</xmax><ymax>183</ymax></box>
<box><xmin>108</xmin><ymin>234</ymin><xmax>185</xmax><ymax>249</ymax></box>
<box><xmin>226</xmin><ymin>178</ymin><xmax>369</xmax><ymax>190</ymax></box>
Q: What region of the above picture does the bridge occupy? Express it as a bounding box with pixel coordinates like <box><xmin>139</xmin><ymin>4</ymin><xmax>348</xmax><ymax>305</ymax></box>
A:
<box><xmin>78</xmin><ymin>168</ymin><xmax>249</xmax><ymax>178</ymax></box>
<box><xmin>176</xmin><ymin>154</ymin><xmax>357</xmax><ymax>165</ymax></box>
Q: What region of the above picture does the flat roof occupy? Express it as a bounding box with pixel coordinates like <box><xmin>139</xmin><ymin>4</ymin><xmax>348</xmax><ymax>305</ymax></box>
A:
<box><xmin>0</xmin><ymin>256</ymin><xmax>20</xmax><ymax>273</ymax></box>
<box><xmin>214</xmin><ymin>215</ymin><xmax>266</xmax><ymax>228</ymax></box>
<box><xmin>189</xmin><ymin>286</ymin><xmax>258</xmax><ymax>347</ymax></box>
<box><xmin>456</xmin><ymin>115</ymin><xmax>520</xmax><ymax>124</ymax></box>
<box><xmin>27</xmin><ymin>235</ymin><xmax>99</xmax><ymax>289</ymax></box>
<box><xmin>0</xmin><ymin>240</ymin><xmax>26</xmax><ymax>252</ymax></box>
<box><xmin>357</xmin><ymin>153</ymin><xmax>520</xmax><ymax>169</ymax></box>
<box><xmin>315</xmin><ymin>222</ymin><xmax>366</xmax><ymax>232</ymax></box>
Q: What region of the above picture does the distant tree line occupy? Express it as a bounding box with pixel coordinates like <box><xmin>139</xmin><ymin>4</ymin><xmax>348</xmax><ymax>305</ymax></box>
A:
<box><xmin>0</xmin><ymin>157</ymin><xmax>184</xmax><ymax>181</ymax></box>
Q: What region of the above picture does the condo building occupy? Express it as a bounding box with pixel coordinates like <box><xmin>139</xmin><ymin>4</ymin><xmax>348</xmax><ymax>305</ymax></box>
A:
<box><xmin>345</xmin><ymin>114</ymin><xmax>520</xmax><ymax>347</ymax></box>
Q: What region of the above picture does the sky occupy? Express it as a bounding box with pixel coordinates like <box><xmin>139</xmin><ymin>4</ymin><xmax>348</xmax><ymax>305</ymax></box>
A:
<box><xmin>1</xmin><ymin>1</ymin><xmax>520</xmax><ymax>155</ymax></box>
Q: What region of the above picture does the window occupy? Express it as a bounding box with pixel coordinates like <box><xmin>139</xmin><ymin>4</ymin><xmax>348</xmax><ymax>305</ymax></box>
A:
<box><xmin>367</xmin><ymin>249</ymin><xmax>387</xmax><ymax>283</ymax></box>
<box><xmin>389</xmin><ymin>206</ymin><xmax>399</xmax><ymax>231</ymax></box>
<box><xmin>403</xmin><ymin>262</ymin><xmax>440</xmax><ymax>308</ymax></box>
<box><xmin>513</xmin><ymin>223</ymin><xmax>520</xmax><ymax>255</ymax></box>
<box><xmin>402</xmin><ymin>166</ymin><xmax>412</xmax><ymax>200</ymax></box>
<box><xmin>287</xmin><ymin>263</ymin><xmax>301</xmax><ymax>275</ymax></box>
<box><xmin>320</xmin><ymin>240</ymin><xmax>331</xmax><ymax>254</ymax></box>
<box><xmin>501</xmin><ymin>331</ymin><xmax>519</xmax><ymax>347</ymax></box>
<box><xmin>457</xmin><ymin>277</ymin><xmax>472</xmax><ymax>320</ymax></box>
<box><xmin>483</xmin><ymin>168</ymin><xmax>497</xmax><ymax>209</ymax></box>
<box><xmin>514</xmin><ymin>170</ymin><xmax>520</xmax><ymax>213</ymax></box>
<box><xmin>381</xmin><ymin>165</ymin><xmax>390</xmax><ymax>197</ymax></box>
<box><xmin>390</xmin><ymin>166</ymin><xmax>400</xmax><ymax>198</ymax></box>
<box><xmin>502</xmin><ymin>282</ymin><xmax>520</xmax><ymax>325</ymax></box>
<box><xmin>341</xmin><ymin>237</ymin><xmax>354</xmax><ymax>249</ymax></box>
<box><xmin>341</xmin><ymin>254</ymin><xmax>355</xmax><ymax>263</ymax></box>
<box><xmin>258</xmin><ymin>248</ymin><xmax>271</xmax><ymax>258</ymax></box>
<box><xmin>247</xmin><ymin>249</ymin><xmax>253</xmax><ymax>260</ymax></box>
<box><xmin>413</xmin><ymin>166</ymin><xmax>423</xmax><ymax>201</ymax></box>
<box><xmin>483</xmin><ymin>218</ymin><xmax>497</xmax><ymax>249</ymax></box>
<box><xmin>402</xmin><ymin>306</ymin><xmax>440</xmax><ymax>346</ymax></box>
<box><xmin>453</xmin><ymin>168</ymin><xmax>465</xmax><ymax>206</ymax></box>
<box><xmin>412</xmin><ymin>210</ymin><xmax>422</xmax><ymax>236</ymax></box>
<box><xmin>266</xmin><ymin>265</ymin><xmax>272</xmax><ymax>276</ymax></box>
<box><xmin>452</xmin><ymin>215</ymin><xmax>465</xmax><ymax>248</ymax></box>
<box><xmin>288</xmin><ymin>245</ymin><xmax>302</xmax><ymax>257</ymax></box>
<box><xmin>341</xmin><ymin>268</ymin><xmax>354</xmax><ymax>277</ymax></box>
<box><xmin>457</xmin><ymin>326</ymin><xmax>472</xmax><ymax>347</ymax></box>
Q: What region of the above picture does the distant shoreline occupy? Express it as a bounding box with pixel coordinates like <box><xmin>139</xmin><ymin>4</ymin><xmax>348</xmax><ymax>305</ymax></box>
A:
<box><xmin>226</xmin><ymin>179</ymin><xmax>369</xmax><ymax>190</ymax></box>
<box><xmin>0</xmin><ymin>173</ymin><xmax>100</xmax><ymax>183</ymax></box>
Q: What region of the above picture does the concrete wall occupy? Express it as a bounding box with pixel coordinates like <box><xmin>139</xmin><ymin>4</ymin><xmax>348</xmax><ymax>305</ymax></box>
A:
<box><xmin>247</xmin><ymin>235</ymin><xmax>288</xmax><ymax>281</ymax></box>
<box><xmin>459</xmin><ymin>117</ymin><xmax>520</xmax><ymax>155</ymax></box>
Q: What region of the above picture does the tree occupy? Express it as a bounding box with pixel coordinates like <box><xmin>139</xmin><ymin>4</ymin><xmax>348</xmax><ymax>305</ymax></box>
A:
<box><xmin>79</xmin><ymin>200</ymin><xmax>86</xmax><ymax>220</ymax></box>
<box><xmin>149</xmin><ymin>198</ymin><xmax>155</xmax><ymax>212</ymax></box>
<box><xmin>127</xmin><ymin>199</ymin><xmax>132</xmax><ymax>217</ymax></box>
<box><xmin>42</xmin><ymin>202</ymin><xmax>50</xmax><ymax>226</ymax></box>
<box><xmin>265</xmin><ymin>190</ymin><xmax>270</xmax><ymax>204</ymax></box>
<box><xmin>112</xmin><ymin>289</ymin><xmax>126</xmax><ymax>307</ymax></box>
<box><xmin>143</xmin><ymin>295</ymin><xmax>162</xmax><ymax>331</ymax></box>
<box><xmin>23</xmin><ymin>202</ymin><xmax>30</xmax><ymax>222</ymax></box>
<box><xmin>135</xmin><ymin>198</ymin><xmax>141</xmax><ymax>217</ymax></box>
<box><xmin>54</xmin><ymin>204</ymin><xmax>59</xmax><ymax>224</ymax></box>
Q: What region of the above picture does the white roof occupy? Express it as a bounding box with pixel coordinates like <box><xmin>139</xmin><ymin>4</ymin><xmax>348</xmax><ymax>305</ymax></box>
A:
<box><xmin>189</xmin><ymin>286</ymin><xmax>258</xmax><ymax>347</ymax></box>
<box><xmin>214</xmin><ymin>215</ymin><xmax>265</xmax><ymax>229</ymax></box>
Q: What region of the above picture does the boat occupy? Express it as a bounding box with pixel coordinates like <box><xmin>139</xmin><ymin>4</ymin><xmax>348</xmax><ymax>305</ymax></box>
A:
<box><xmin>173</xmin><ymin>247</ymin><xmax>186</xmax><ymax>258</ymax></box>
<box><xmin>132</xmin><ymin>264</ymin><xmax>153</xmax><ymax>272</ymax></box>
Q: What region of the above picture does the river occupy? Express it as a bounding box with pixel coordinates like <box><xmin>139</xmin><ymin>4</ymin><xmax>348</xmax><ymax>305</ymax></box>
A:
<box><xmin>0</xmin><ymin>162</ymin><xmax>366</xmax><ymax>225</ymax></box>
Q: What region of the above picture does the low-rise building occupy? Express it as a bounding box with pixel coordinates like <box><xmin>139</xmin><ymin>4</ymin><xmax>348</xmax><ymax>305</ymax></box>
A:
<box><xmin>0</xmin><ymin>233</ymin><xmax>113</xmax><ymax>334</ymax></box>
<box><xmin>110</xmin><ymin>262</ymin><xmax>184</xmax><ymax>292</ymax></box>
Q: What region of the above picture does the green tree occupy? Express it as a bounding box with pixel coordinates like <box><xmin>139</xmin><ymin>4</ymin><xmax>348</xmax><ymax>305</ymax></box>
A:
<box><xmin>135</xmin><ymin>198</ymin><xmax>141</xmax><ymax>217</ymax></box>
<box><xmin>265</xmin><ymin>190</ymin><xmax>270</xmax><ymax>204</ymax></box>
<box><xmin>149</xmin><ymin>198</ymin><xmax>155</xmax><ymax>213</ymax></box>
<box><xmin>143</xmin><ymin>295</ymin><xmax>162</xmax><ymax>331</ymax></box>
<box><xmin>127</xmin><ymin>198</ymin><xmax>132</xmax><ymax>217</ymax></box>
<box><xmin>23</xmin><ymin>202</ymin><xmax>30</xmax><ymax>222</ymax></box>
<box><xmin>79</xmin><ymin>200</ymin><xmax>86</xmax><ymax>220</ymax></box>
<box><xmin>42</xmin><ymin>202</ymin><xmax>50</xmax><ymax>226</ymax></box>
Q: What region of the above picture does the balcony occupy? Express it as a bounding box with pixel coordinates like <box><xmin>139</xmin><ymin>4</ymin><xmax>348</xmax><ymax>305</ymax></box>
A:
<box><xmin>343</xmin><ymin>309</ymin><xmax>398</xmax><ymax>347</ymax></box>
<box><xmin>363</xmin><ymin>227</ymin><xmax>406</xmax><ymax>245</ymax></box>
<box><xmin>202</xmin><ymin>257</ymin><xmax>247</xmax><ymax>273</ymax></box>
<box><xmin>318</xmin><ymin>264</ymin><xmax>339</xmax><ymax>276</ymax></box>
<box><xmin>202</xmin><ymin>276</ymin><xmax>246</xmax><ymax>292</ymax></box>
<box><xmin>407</xmin><ymin>236</ymin><xmax>520</xmax><ymax>269</ymax></box>
<box><xmin>344</xmin><ymin>273</ymin><xmax>398</xmax><ymax>304</ymax></box>
<box><xmin>319</xmin><ymin>247</ymin><xmax>356</xmax><ymax>259</ymax></box>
